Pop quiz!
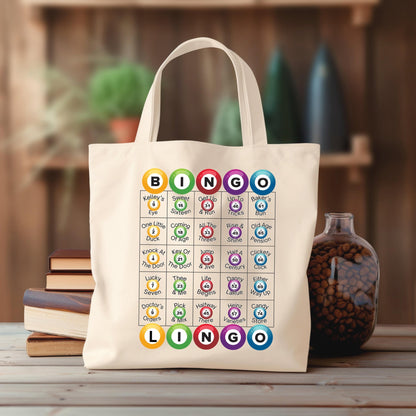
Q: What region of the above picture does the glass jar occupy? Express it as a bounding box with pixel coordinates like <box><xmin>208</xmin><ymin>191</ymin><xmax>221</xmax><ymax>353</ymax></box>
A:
<box><xmin>307</xmin><ymin>213</ymin><xmax>380</xmax><ymax>353</ymax></box>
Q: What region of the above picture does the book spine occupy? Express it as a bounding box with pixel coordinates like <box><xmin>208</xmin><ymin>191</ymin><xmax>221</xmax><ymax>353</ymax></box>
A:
<box><xmin>23</xmin><ymin>289</ymin><xmax>91</xmax><ymax>314</ymax></box>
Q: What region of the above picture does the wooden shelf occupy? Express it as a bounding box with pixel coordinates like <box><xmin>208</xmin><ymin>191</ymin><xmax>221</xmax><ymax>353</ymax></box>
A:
<box><xmin>28</xmin><ymin>134</ymin><xmax>372</xmax><ymax>183</ymax></box>
<box><xmin>22</xmin><ymin>0</ymin><xmax>380</xmax><ymax>8</ymax></box>
<box><xmin>22</xmin><ymin>0</ymin><xmax>379</xmax><ymax>26</ymax></box>
<box><xmin>321</xmin><ymin>134</ymin><xmax>372</xmax><ymax>182</ymax></box>
<box><xmin>22</xmin><ymin>0</ymin><xmax>379</xmax><ymax>7</ymax></box>
<box><xmin>320</xmin><ymin>134</ymin><xmax>372</xmax><ymax>167</ymax></box>
<box><xmin>21</xmin><ymin>0</ymin><xmax>380</xmax><ymax>27</ymax></box>
<box><xmin>27</xmin><ymin>155</ymin><xmax>89</xmax><ymax>171</ymax></box>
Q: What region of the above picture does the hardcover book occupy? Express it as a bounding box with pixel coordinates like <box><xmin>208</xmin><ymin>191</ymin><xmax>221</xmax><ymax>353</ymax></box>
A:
<box><xmin>49</xmin><ymin>249</ymin><xmax>91</xmax><ymax>272</ymax></box>
<box><xmin>46</xmin><ymin>272</ymin><xmax>95</xmax><ymax>291</ymax></box>
<box><xmin>23</xmin><ymin>289</ymin><xmax>91</xmax><ymax>339</ymax></box>
<box><xmin>26</xmin><ymin>332</ymin><xmax>84</xmax><ymax>356</ymax></box>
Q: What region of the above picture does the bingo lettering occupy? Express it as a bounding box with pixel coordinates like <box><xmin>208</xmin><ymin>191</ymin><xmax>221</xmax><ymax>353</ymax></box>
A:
<box><xmin>139</xmin><ymin>168</ymin><xmax>276</xmax><ymax>351</ymax></box>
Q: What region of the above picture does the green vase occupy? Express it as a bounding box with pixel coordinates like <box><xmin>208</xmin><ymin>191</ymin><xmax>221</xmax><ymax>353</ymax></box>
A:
<box><xmin>305</xmin><ymin>44</ymin><xmax>349</xmax><ymax>153</ymax></box>
<box><xmin>263</xmin><ymin>50</ymin><xmax>301</xmax><ymax>144</ymax></box>
<box><xmin>210</xmin><ymin>98</ymin><xmax>242</xmax><ymax>147</ymax></box>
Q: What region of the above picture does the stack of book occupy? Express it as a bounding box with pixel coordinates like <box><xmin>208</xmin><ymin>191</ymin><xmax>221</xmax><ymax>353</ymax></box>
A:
<box><xmin>24</xmin><ymin>249</ymin><xmax>94</xmax><ymax>357</ymax></box>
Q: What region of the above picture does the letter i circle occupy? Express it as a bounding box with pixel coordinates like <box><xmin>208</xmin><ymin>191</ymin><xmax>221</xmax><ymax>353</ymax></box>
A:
<box><xmin>167</xmin><ymin>324</ymin><xmax>192</xmax><ymax>349</ymax></box>
<box><xmin>169</xmin><ymin>169</ymin><xmax>195</xmax><ymax>194</ymax></box>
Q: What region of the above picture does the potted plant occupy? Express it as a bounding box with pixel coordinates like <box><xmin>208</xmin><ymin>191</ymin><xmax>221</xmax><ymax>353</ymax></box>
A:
<box><xmin>89</xmin><ymin>63</ymin><xmax>154</xmax><ymax>143</ymax></box>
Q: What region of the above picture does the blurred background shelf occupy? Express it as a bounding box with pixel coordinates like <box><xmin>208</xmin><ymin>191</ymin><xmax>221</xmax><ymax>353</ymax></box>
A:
<box><xmin>23</xmin><ymin>0</ymin><xmax>379</xmax><ymax>26</ymax></box>
<box><xmin>22</xmin><ymin>0</ymin><xmax>379</xmax><ymax>6</ymax></box>
<box><xmin>27</xmin><ymin>155</ymin><xmax>89</xmax><ymax>171</ymax></box>
<box><xmin>27</xmin><ymin>135</ymin><xmax>372</xmax><ymax>182</ymax></box>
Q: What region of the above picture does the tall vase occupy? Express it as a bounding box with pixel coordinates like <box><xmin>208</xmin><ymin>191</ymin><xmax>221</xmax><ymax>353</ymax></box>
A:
<box><xmin>210</xmin><ymin>98</ymin><xmax>242</xmax><ymax>147</ymax></box>
<box><xmin>305</xmin><ymin>45</ymin><xmax>349</xmax><ymax>153</ymax></box>
<box><xmin>263</xmin><ymin>50</ymin><xmax>300</xmax><ymax>144</ymax></box>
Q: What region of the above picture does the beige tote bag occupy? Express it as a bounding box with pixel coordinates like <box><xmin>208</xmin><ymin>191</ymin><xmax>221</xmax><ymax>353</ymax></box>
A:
<box><xmin>84</xmin><ymin>37</ymin><xmax>319</xmax><ymax>371</ymax></box>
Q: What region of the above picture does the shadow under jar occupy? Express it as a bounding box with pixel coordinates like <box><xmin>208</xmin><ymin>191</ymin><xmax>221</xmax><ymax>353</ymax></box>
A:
<box><xmin>307</xmin><ymin>213</ymin><xmax>380</xmax><ymax>353</ymax></box>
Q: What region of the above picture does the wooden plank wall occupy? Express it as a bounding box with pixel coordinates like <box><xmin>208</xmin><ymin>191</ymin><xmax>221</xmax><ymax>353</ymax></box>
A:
<box><xmin>0</xmin><ymin>0</ymin><xmax>415</xmax><ymax>323</ymax></box>
<box><xmin>47</xmin><ymin>7</ymin><xmax>370</xmax><ymax>237</ymax></box>
<box><xmin>0</xmin><ymin>1</ymin><xmax>48</xmax><ymax>321</ymax></box>
<box><xmin>370</xmin><ymin>0</ymin><xmax>416</xmax><ymax>324</ymax></box>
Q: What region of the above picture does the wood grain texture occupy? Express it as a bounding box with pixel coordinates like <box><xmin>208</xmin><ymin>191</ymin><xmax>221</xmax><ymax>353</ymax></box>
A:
<box><xmin>1</xmin><ymin>365</ymin><xmax>416</xmax><ymax>385</ymax></box>
<box><xmin>0</xmin><ymin>324</ymin><xmax>415</xmax><ymax>410</ymax></box>
<box><xmin>21</xmin><ymin>0</ymin><xmax>381</xmax><ymax>7</ymax></box>
<box><xmin>373</xmin><ymin>325</ymin><xmax>416</xmax><ymax>337</ymax></box>
<box><xmin>0</xmin><ymin>384</ymin><xmax>415</xmax><ymax>407</ymax></box>
<box><xmin>0</xmin><ymin>349</ymin><xmax>84</xmax><ymax>366</ymax></box>
<box><xmin>0</xmin><ymin>0</ymin><xmax>13</xmax><ymax>322</ymax></box>
<box><xmin>362</xmin><ymin>336</ymin><xmax>416</xmax><ymax>352</ymax></box>
<box><xmin>0</xmin><ymin>409</ymin><xmax>414</xmax><ymax>416</ymax></box>
<box><xmin>316</xmin><ymin>8</ymin><xmax>369</xmax><ymax>237</ymax></box>
<box><xmin>47</xmin><ymin>8</ymin><xmax>93</xmax><ymax>250</ymax></box>
<box><xmin>176</xmin><ymin>11</ymin><xmax>228</xmax><ymax>141</ymax></box>
<box><xmin>370</xmin><ymin>0</ymin><xmax>416</xmax><ymax>325</ymax></box>
<box><xmin>0</xmin><ymin>1</ymin><xmax>48</xmax><ymax>322</ymax></box>
<box><xmin>1</xmin><ymin>0</ymin><xmax>416</xmax><ymax>325</ymax></box>
<box><xmin>134</xmin><ymin>9</ymin><xmax>179</xmax><ymax>140</ymax></box>
<box><xmin>309</xmin><ymin>351</ymin><xmax>416</xmax><ymax>368</ymax></box>
<box><xmin>2</xmin><ymin>347</ymin><xmax>416</xmax><ymax>368</ymax></box>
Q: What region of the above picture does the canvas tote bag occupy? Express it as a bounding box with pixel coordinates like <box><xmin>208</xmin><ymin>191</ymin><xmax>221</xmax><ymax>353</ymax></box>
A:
<box><xmin>84</xmin><ymin>37</ymin><xmax>319</xmax><ymax>371</ymax></box>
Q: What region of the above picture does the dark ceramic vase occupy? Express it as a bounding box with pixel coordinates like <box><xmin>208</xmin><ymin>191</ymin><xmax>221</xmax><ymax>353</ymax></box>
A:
<box><xmin>305</xmin><ymin>45</ymin><xmax>349</xmax><ymax>153</ymax></box>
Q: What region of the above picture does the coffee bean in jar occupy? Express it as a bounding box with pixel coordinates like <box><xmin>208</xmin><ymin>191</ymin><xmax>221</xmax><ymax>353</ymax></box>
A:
<box><xmin>307</xmin><ymin>213</ymin><xmax>380</xmax><ymax>353</ymax></box>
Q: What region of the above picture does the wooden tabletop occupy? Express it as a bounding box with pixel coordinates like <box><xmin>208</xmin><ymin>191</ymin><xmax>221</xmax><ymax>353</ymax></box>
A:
<box><xmin>1</xmin><ymin>324</ymin><xmax>416</xmax><ymax>414</ymax></box>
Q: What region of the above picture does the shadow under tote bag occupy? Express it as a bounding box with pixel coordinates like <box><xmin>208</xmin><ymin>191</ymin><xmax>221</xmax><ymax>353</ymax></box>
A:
<box><xmin>84</xmin><ymin>37</ymin><xmax>320</xmax><ymax>372</ymax></box>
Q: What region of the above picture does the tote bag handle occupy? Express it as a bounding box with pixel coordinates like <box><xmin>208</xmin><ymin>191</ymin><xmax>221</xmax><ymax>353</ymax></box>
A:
<box><xmin>135</xmin><ymin>37</ymin><xmax>267</xmax><ymax>147</ymax></box>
